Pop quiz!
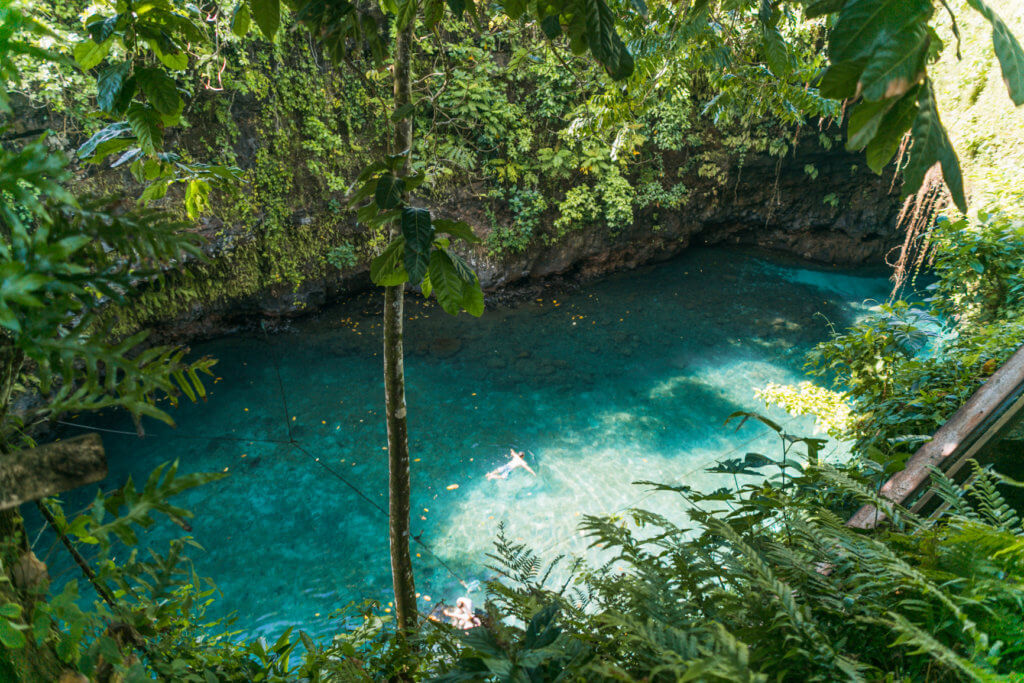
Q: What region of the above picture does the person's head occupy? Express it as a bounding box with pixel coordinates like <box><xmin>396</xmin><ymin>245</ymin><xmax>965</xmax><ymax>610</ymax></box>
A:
<box><xmin>457</xmin><ymin>597</ymin><xmax>472</xmax><ymax>611</ymax></box>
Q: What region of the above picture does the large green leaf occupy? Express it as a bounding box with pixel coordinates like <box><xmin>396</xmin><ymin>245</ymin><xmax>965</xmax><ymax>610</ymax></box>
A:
<box><xmin>370</xmin><ymin>237</ymin><xmax>408</xmax><ymax>286</ymax></box>
<box><xmin>761</xmin><ymin>26</ymin><xmax>790</xmax><ymax>76</ymax></box>
<box><xmin>112</xmin><ymin>75</ymin><xmax>136</xmax><ymax>115</ymax></box>
<box><xmin>447</xmin><ymin>0</ymin><xmax>467</xmax><ymax>18</ymax></box>
<box><xmin>460</xmin><ymin>278</ymin><xmax>484</xmax><ymax>317</ymax></box>
<box><xmin>503</xmin><ymin>0</ymin><xmax>526</xmax><ymax>20</ymax></box>
<box><xmin>582</xmin><ymin>0</ymin><xmax>634</xmax><ymax>80</ymax></box>
<box><xmin>126</xmin><ymin>104</ymin><xmax>163</xmax><ymax>153</ymax></box>
<box><xmin>865</xmin><ymin>86</ymin><xmax>919</xmax><ymax>173</ymax></box>
<box><xmin>86</xmin><ymin>15</ymin><xmax>118</xmax><ymax>43</ymax></box>
<box><xmin>857</xmin><ymin>22</ymin><xmax>928</xmax><ymax>101</ymax></box>
<box><xmin>184</xmin><ymin>178</ymin><xmax>211</xmax><ymax>219</ymax></box>
<box><xmin>401</xmin><ymin>208</ymin><xmax>434</xmax><ymax>283</ymax></box>
<box><xmin>803</xmin><ymin>0</ymin><xmax>845</xmax><ymax>18</ymax></box>
<box><xmin>0</xmin><ymin>614</ymin><xmax>26</xmax><ymax>649</ymax></box>
<box><xmin>375</xmin><ymin>173</ymin><xmax>405</xmax><ymax>209</ymax></box>
<box><xmin>428</xmin><ymin>249</ymin><xmax>464</xmax><ymax>315</ymax></box>
<box><xmin>904</xmin><ymin>80</ymin><xmax>966</xmax><ymax>213</ymax></box>
<box><xmin>136</xmin><ymin>67</ymin><xmax>182</xmax><ymax>116</ymax></box>
<box><xmin>139</xmin><ymin>178</ymin><xmax>170</xmax><ymax>202</ymax></box>
<box><xmin>77</xmin><ymin>122</ymin><xmax>132</xmax><ymax>159</ymax></box>
<box><xmin>828</xmin><ymin>0</ymin><xmax>931</xmax><ymax>63</ymax></box>
<box><xmin>846</xmin><ymin>98</ymin><xmax>893</xmax><ymax>151</ymax></box>
<box><xmin>396</xmin><ymin>0</ymin><xmax>418</xmax><ymax>30</ymax></box>
<box><xmin>150</xmin><ymin>41</ymin><xmax>188</xmax><ymax>70</ymax></box>
<box><xmin>966</xmin><ymin>0</ymin><xmax>1024</xmax><ymax>106</ymax></box>
<box><xmin>447</xmin><ymin>251</ymin><xmax>475</xmax><ymax>282</ymax></box>
<box><xmin>426</xmin><ymin>249</ymin><xmax>482</xmax><ymax>316</ymax></box>
<box><xmin>433</xmin><ymin>218</ymin><xmax>481</xmax><ymax>243</ymax></box>
<box><xmin>248</xmin><ymin>0</ymin><xmax>280</xmax><ymax>38</ymax></box>
<box><xmin>540</xmin><ymin>13</ymin><xmax>562</xmax><ymax>39</ymax></box>
<box><xmin>73</xmin><ymin>37</ymin><xmax>112</xmax><ymax>70</ymax></box>
<box><xmin>96</xmin><ymin>61</ymin><xmax>131</xmax><ymax>113</ymax></box>
<box><xmin>232</xmin><ymin>2</ymin><xmax>252</xmax><ymax>37</ymax></box>
<box><xmin>818</xmin><ymin>59</ymin><xmax>866</xmax><ymax>99</ymax></box>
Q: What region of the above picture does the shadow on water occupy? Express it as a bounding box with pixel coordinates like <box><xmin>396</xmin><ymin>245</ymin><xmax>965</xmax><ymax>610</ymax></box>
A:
<box><xmin>29</xmin><ymin>247</ymin><xmax>896</xmax><ymax>639</ymax></box>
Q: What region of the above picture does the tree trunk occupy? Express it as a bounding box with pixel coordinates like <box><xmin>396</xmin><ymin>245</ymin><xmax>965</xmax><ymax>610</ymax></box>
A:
<box><xmin>384</xmin><ymin>14</ymin><xmax>417</xmax><ymax>634</ymax></box>
<box><xmin>0</xmin><ymin>348</ymin><xmax>68</xmax><ymax>681</ymax></box>
<box><xmin>0</xmin><ymin>507</ymin><xmax>66</xmax><ymax>682</ymax></box>
<box><xmin>384</xmin><ymin>284</ymin><xmax>416</xmax><ymax>632</ymax></box>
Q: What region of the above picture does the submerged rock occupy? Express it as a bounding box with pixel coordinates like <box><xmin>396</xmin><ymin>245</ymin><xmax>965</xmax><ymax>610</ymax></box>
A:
<box><xmin>430</xmin><ymin>337</ymin><xmax>462</xmax><ymax>359</ymax></box>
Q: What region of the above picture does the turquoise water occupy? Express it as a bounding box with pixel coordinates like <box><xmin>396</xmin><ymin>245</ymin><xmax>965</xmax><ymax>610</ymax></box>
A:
<box><xmin>38</xmin><ymin>248</ymin><xmax>892</xmax><ymax>639</ymax></box>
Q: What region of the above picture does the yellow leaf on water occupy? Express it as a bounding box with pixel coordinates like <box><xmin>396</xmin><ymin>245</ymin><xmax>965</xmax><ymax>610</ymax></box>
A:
<box><xmin>446</xmin><ymin>484</ymin><xmax>459</xmax><ymax>490</ymax></box>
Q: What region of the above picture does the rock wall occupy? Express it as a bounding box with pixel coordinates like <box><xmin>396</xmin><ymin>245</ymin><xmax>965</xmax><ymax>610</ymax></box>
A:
<box><xmin>471</xmin><ymin>136</ymin><xmax>900</xmax><ymax>289</ymax></box>
<box><xmin>10</xmin><ymin>23</ymin><xmax>906</xmax><ymax>344</ymax></box>
<box><xmin>147</xmin><ymin>132</ymin><xmax>903</xmax><ymax>343</ymax></box>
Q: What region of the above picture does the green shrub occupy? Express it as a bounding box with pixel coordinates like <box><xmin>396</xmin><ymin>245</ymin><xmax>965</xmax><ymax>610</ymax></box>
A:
<box><xmin>436</xmin><ymin>424</ymin><xmax>1024</xmax><ymax>681</ymax></box>
<box><xmin>327</xmin><ymin>241</ymin><xmax>360</xmax><ymax>270</ymax></box>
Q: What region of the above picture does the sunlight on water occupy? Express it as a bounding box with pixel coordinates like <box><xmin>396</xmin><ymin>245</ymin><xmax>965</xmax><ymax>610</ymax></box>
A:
<box><xmin>32</xmin><ymin>248</ymin><xmax>893</xmax><ymax>639</ymax></box>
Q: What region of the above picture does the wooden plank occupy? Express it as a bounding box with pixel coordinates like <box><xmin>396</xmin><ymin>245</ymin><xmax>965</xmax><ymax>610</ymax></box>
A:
<box><xmin>0</xmin><ymin>434</ymin><xmax>106</xmax><ymax>510</ymax></box>
<box><xmin>910</xmin><ymin>389</ymin><xmax>1024</xmax><ymax>515</ymax></box>
<box><xmin>847</xmin><ymin>345</ymin><xmax>1024</xmax><ymax>529</ymax></box>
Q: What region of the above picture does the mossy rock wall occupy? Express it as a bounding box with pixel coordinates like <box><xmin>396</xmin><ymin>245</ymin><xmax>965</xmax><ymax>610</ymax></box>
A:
<box><xmin>22</xmin><ymin>17</ymin><xmax>904</xmax><ymax>340</ymax></box>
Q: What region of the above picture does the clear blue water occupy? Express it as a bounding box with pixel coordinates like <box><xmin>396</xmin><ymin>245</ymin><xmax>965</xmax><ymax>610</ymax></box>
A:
<box><xmin>35</xmin><ymin>248</ymin><xmax>892</xmax><ymax>639</ymax></box>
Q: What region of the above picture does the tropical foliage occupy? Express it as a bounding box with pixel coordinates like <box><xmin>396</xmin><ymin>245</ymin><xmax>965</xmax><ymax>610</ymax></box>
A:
<box><xmin>9</xmin><ymin>0</ymin><xmax>1022</xmax><ymax>329</ymax></box>
<box><xmin>437</xmin><ymin>429</ymin><xmax>1024</xmax><ymax>681</ymax></box>
<box><xmin>3</xmin><ymin>0</ymin><xmax>1024</xmax><ymax>680</ymax></box>
<box><xmin>779</xmin><ymin>212</ymin><xmax>1024</xmax><ymax>458</ymax></box>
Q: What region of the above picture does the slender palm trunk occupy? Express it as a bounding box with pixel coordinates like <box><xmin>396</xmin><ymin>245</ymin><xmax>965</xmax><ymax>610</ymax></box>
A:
<box><xmin>384</xmin><ymin>15</ymin><xmax>417</xmax><ymax>634</ymax></box>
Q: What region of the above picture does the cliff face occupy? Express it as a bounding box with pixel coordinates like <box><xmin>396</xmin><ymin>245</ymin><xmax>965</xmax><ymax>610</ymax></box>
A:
<box><xmin>470</xmin><ymin>137</ymin><xmax>900</xmax><ymax>289</ymax></box>
<box><xmin>15</xmin><ymin>27</ymin><xmax>904</xmax><ymax>342</ymax></box>
<box><xmin>145</xmin><ymin>130</ymin><xmax>902</xmax><ymax>342</ymax></box>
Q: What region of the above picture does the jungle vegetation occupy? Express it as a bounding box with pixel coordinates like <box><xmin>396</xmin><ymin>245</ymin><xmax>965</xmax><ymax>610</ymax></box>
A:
<box><xmin>1</xmin><ymin>0</ymin><xmax>1024</xmax><ymax>680</ymax></box>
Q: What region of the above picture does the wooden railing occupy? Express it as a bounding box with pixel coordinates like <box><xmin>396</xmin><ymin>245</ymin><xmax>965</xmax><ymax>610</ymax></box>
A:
<box><xmin>847</xmin><ymin>344</ymin><xmax>1024</xmax><ymax>530</ymax></box>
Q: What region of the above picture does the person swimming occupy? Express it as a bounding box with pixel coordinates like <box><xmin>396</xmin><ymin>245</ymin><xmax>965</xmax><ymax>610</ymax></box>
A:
<box><xmin>442</xmin><ymin>597</ymin><xmax>481</xmax><ymax>629</ymax></box>
<box><xmin>486</xmin><ymin>449</ymin><xmax>536</xmax><ymax>480</ymax></box>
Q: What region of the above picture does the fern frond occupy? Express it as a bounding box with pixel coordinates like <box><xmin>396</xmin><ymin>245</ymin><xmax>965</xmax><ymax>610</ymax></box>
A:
<box><xmin>818</xmin><ymin>464</ymin><xmax>924</xmax><ymax>531</ymax></box>
<box><xmin>929</xmin><ymin>465</ymin><xmax>985</xmax><ymax>523</ymax></box>
<box><xmin>874</xmin><ymin>612</ymin><xmax>1002</xmax><ymax>683</ymax></box>
<box><xmin>963</xmin><ymin>462</ymin><xmax>1021</xmax><ymax>531</ymax></box>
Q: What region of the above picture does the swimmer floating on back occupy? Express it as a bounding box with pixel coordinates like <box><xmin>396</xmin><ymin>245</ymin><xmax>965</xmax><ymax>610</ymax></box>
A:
<box><xmin>486</xmin><ymin>449</ymin><xmax>536</xmax><ymax>480</ymax></box>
